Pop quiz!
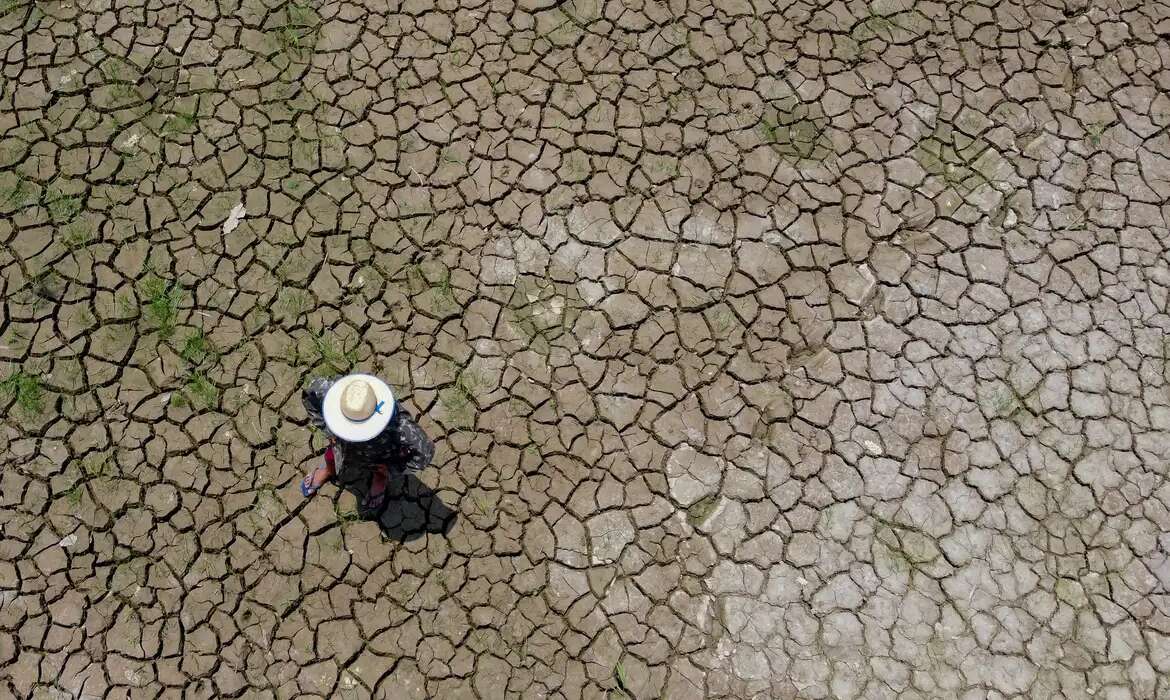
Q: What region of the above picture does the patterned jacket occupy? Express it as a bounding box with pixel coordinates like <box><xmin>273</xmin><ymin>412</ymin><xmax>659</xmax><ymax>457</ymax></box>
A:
<box><xmin>302</xmin><ymin>376</ymin><xmax>434</xmax><ymax>473</ymax></box>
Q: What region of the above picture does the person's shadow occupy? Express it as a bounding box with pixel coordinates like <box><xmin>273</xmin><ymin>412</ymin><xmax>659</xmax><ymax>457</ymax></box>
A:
<box><xmin>336</xmin><ymin>469</ymin><xmax>457</xmax><ymax>543</ymax></box>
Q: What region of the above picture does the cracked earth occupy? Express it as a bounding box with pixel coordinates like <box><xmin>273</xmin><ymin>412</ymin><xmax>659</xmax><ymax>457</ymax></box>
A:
<box><xmin>3</xmin><ymin>0</ymin><xmax>1170</xmax><ymax>697</ymax></box>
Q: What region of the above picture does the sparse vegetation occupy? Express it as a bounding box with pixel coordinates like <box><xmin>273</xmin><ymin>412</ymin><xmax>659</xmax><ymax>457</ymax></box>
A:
<box><xmin>455</xmin><ymin>369</ymin><xmax>482</xmax><ymax>400</ymax></box>
<box><xmin>311</xmin><ymin>332</ymin><xmax>357</xmax><ymax>373</ymax></box>
<box><xmin>76</xmin><ymin>307</ymin><xmax>96</xmax><ymax>327</ymax></box>
<box><xmin>546</xmin><ymin>8</ymin><xmax>585</xmax><ymax>45</ymax></box>
<box><xmin>507</xmin><ymin>302</ymin><xmax>550</xmax><ymax>352</ymax></box>
<box><xmin>0</xmin><ymin>0</ymin><xmax>33</xmax><ymax>19</ymax></box>
<box><xmin>180</xmin><ymin>328</ymin><xmax>216</xmax><ymax>365</ymax></box>
<box><xmin>441</xmin><ymin>385</ymin><xmax>470</xmax><ymax>418</ymax></box>
<box><xmin>872</xmin><ymin>535</ymin><xmax>913</xmax><ymax>575</ymax></box>
<box><xmin>433</xmin><ymin>268</ymin><xmax>458</xmax><ymax>308</ymax></box>
<box><xmin>1</xmin><ymin>327</ymin><xmax>29</xmax><ymax>353</ymax></box>
<box><xmin>834</xmin><ymin>35</ymin><xmax>863</xmax><ymax>64</ymax></box>
<box><xmin>273</xmin><ymin>0</ymin><xmax>319</xmax><ymax>59</ymax></box>
<box><xmin>176</xmin><ymin>373</ymin><xmax>218</xmax><ymax>409</ymax></box>
<box><xmin>335</xmin><ymin>501</ymin><xmax>363</xmax><ymax>529</ymax></box>
<box><xmin>81</xmin><ymin>451</ymin><xmax>113</xmax><ymax>477</ymax></box>
<box><xmin>275</xmin><ymin>288</ymin><xmax>311</xmax><ymax>319</ymax></box>
<box><xmin>321</xmin><ymin>528</ymin><xmax>346</xmax><ymax>552</ymax></box>
<box><xmin>403</xmin><ymin>263</ymin><xmax>426</xmax><ymax>292</ymax></box>
<box><xmin>398</xmin><ymin>132</ymin><xmax>421</xmax><ymax>153</ymax></box>
<box><xmin>612</xmin><ymin>661</ymin><xmax>632</xmax><ymax>699</ymax></box>
<box><xmin>708</xmin><ymin>308</ymin><xmax>737</xmax><ymax>335</ymax></box>
<box><xmin>913</xmin><ymin>123</ymin><xmax>1000</xmax><ymax>194</ymax></box>
<box><xmin>1</xmin><ymin>370</ymin><xmax>45</xmax><ymax>416</ymax></box>
<box><xmin>0</xmin><ymin>174</ymin><xmax>36</xmax><ymax>209</ymax></box>
<box><xmin>504</xmin><ymin>278</ymin><xmax>580</xmax><ymax>355</ymax></box>
<box><xmin>116</xmin><ymin>292</ymin><xmax>137</xmax><ymax>317</ymax></box>
<box><xmin>438</xmin><ymin>147</ymin><xmax>465</xmax><ymax>165</ymax></box>
<box><xmin>43</xmin><ymin>181</ymin><xmax>82</xmax><ymax>223</ymax></box>
<box><xmin>1085</xmin><ymin>122</ymin><xmax>1106</xmax><ymax>147</ymax></box>
<box><xmin>404</xmin><ymin>263</ymin><xmax>460</xmax><ymax>313</ymax></box>
<box><xmin>101</xmin><ymin>59</ymin><xmax>140</xmax><ymax>104</ymax></box>
<box><xmin>276</xmin><ymin>252</ymin><xmax>313</xmax><ymax>282</ymax></box>
<box><xmin>54</xmin><ymin>357</ymin><xmax>84</xmax><ymax>387</ymax></box>
<box><xmin>851</xmin><ymin>3</ymin><xmax>924</xmax><ymax>42</ymax></box>
<box><xmin>561</xmin><ymin>151</ymin><xmax>590</xmax><ymax>180</ymax></box>
<box><xmin>139</xmin><ymin>275</ymin><xmax>183</xmax><ymax>338</ymax></box>
<box><xmin>757</xmin><ymin>99</ymin><xmax>831</xmax><ymax>163</ymax></box>
<box><xmin>24</xmin><ymin>269</ymin><xmax>63</xmax><ymax>306</ymax></box>
<box><xmin>987</xmin><ymin>388</ymin><xmax>1021</xmax><ymax>418</ymax></box>
<box><xmin>853</xmin><ymin>13</ymin><xmax>897</xmax><ymax>40</ymax></box>
<box><xmin>440</xmin><ymin>368</ymin><xmax>483</xmax><ymax>421</ymax></box>
<box><xmin>63</xmin><ymin>485</ymin><xmax>84</xmax><ymax>505</ymax></box>
<box><xmin>642</xmin><ymin>153</ymin><xmax>679</xmax><ymax>181</ymax></box>
<box><xmin>869</xmin><ymin>515</ymin><xmax>939</xmax><ymax>577</ymax></box>
<box><xmin>686</xmin><ymin>495</ymin><xmax>719</xmax><ymax>526</ymax></box>
<box><xmin>508</xmin><ymin>397</ymin><xmax>531</xmax><ymax>418</ymax></box>
<box><xmin>162</xmin><ymin>109</ymin><xmax>198</xmax><ymax>137</ymax></box>
<box><xmin>470</xmin><ymin>493</ymin><xmax>492</xmax><ymax>517</ymax></box>
<box><xmin>61</xmin><ymin>220</ymin><xmax>92</xmax><ymax>249</ymax></box>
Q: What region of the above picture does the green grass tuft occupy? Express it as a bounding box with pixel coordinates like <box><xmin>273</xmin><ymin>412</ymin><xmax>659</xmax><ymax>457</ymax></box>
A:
<box><xmin>163</xmin><ymin>110</ymin><xmax>197</xmax><ymax>136</ymax></box>
<box><xmin>441</xmin><ymin>369</ymin><xmax>482</xmax><ymax>420</ymax></box>
<box><xmin>64</xmin><ymin>485</ymin><xmax>84</xmax><ymax>505</ymax></box>
<box><xmin>101</xmin><ymin>59</ymin><xmax>141</xmax><ymax>104</ymax></box>
<box><xmin>334</xmin><ymin>501</ymin><xmax>363</xmax><ymax>529</ymax></box>
<box><xmin>178</xmin><ymin>373</ymin><xmax>218</xmax><ymax>409</ymax></box>
<box><xmin>1085</xmin><ymin>122</ymin><xmax>1106</xmax><ymax>147</ymax></box>
<box><xmin>61</xmin><ymin>220</ymin><xmax>92</xmax><ymax>250</ymax></box>
<box><xmin>275</xmin><ymin>288</ymin><xmax>311</xmax><ymax>319</ymax></box>
<box><xmin>274</xmin><ymin>0</ymin><xmax>319</xmax><ymax>59</ymax></box>
<box><xmin>0</xmin><ymin>0</ymin><xmax>33</xmax><ymax>18</ymax></box>
<box><xmin>311</xmin><ymin>332</ymin><xmax>356</xmax><ymax>373</ymax></box>
<box><xmin>0</xmin><ymin>175</ymin><xmax>36</xmax><ymax>209</ymax></box>
<box><xmin>471</xmin><ymin>493</ymin><xmax>492</xmax><ymax>517</ymax></box>
<box><xmin>612</xmin><ymin>661</ymin><xmax>632</xmax><ymax>698</ymax></box>
<box><xmin>139</xmin><ymin>276</ymin><xmax>183</xmax><ymax>338</ymax></box>
<box><xmin>455</xmin><ymin>369</ymin><xmax>481</xmax><ymax>400</ymax></box>
<box><xmin>43</xmin><ymin>183</ymin><xmax>81</xmax><ymax>223</ymax></box>
<box><xmin>1</xmin><ymin>370</ymin><xmax>45</xmax><ymax>415</ymax></box>
<box><xmin>82</xmin><ymin>451</ymin><xmax>113</xmax><ymax>477</ymax></box>
<box><xmin>180</xmin><ymin>328</ymin><xmax>216</xmax><ymax>365</ymax></box>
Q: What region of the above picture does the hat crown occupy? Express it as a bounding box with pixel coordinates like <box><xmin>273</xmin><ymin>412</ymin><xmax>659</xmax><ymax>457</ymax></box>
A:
<box><xmin>339</xmin><ymin>380</ymin><xmax>376</xmax><ymax>421</ymax></box>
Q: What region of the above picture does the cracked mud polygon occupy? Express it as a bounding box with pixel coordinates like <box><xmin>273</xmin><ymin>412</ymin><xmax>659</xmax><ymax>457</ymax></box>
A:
<box><xmin>3</xmin><ymin>0</ymin><xmax>1170</xmax><ymax>698</ymax></box>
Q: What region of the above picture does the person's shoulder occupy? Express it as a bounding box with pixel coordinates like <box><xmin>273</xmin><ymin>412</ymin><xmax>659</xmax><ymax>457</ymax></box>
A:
<box><xmin>305</xmin><ymin>376</ymin><xmax>339</xmax><ymax>393</ymax></box>
<box><xmin>391</xmin><ymin>399</ymin><xmax>415</xmax><ymax>421</ymax></box>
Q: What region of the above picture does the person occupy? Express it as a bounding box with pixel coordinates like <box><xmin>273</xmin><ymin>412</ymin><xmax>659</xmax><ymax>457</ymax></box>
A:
<box><xmin>299</xmin><ymin>374</ymin><xmax>434</xmax><ymax>512</ymax></box>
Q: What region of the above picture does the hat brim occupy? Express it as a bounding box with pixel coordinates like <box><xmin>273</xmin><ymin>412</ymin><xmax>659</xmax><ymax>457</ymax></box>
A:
<box><xmin>322</xmin><ymin>374</ymin><xmax>395</xmax><ymax>442</ymax></box>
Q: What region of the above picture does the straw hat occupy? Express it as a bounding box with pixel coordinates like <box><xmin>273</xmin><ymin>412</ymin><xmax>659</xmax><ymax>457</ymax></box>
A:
<box><xmin>322</xmin><ymin>374</ymin><xmax>395</xmax><ymax>442</ymax></box>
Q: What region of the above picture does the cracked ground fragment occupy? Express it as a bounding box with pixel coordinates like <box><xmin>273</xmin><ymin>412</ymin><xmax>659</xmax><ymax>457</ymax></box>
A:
<box><xmin>3</xmin><ymin>0</ymin><xmax>1170</xmax><ymax>698</ymax></box>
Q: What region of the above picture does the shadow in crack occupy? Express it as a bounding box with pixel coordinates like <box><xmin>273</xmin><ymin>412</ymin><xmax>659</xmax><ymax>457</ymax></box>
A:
<box><xmin>335</xmin><ymin>469</ymin><xmax>457</xmax><ymax>543</ymax></box>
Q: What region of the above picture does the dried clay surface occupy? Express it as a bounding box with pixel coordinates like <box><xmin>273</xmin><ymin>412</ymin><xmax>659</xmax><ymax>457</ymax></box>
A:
<box><xmin>2</xmin><ymin>0</ymin><xmax>1170</xmax><ymax>698</ymax></box>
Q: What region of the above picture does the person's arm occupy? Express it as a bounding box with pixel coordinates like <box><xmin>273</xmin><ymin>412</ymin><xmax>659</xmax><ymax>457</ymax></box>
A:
<box><xmin>393</xmin><ymin>409</ymin><xmax>434</xmax><ymax>472</ymax></box>
<box><xmin>301</xmin><ymin>377</ymin><xmax>337</xmax><ymax>430</ymax></box>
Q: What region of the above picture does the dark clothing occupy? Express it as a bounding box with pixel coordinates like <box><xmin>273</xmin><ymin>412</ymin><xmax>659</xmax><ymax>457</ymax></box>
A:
<box><xmin>302</xmin><ymin>377</ymin><xmax>434</xmax><ymax>474</ymax></box>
